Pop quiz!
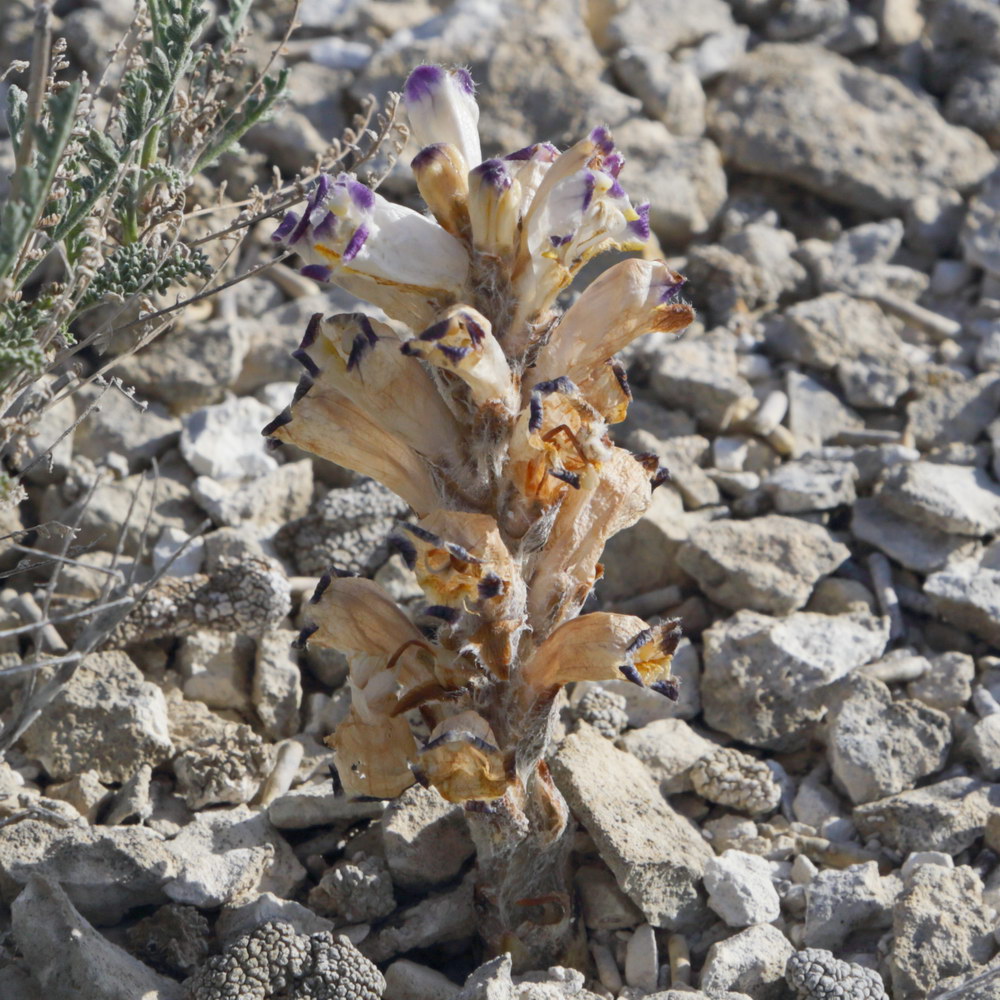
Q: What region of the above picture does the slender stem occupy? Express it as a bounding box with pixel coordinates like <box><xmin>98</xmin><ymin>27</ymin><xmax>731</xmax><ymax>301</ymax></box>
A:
<box><xmin>13</xmin><ymin>1</ymin><xmax>51</xmax><ymax>176</ymax></box>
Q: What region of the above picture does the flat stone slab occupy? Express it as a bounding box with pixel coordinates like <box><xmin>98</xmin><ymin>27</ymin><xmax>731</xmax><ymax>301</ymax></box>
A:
<box><xmin>551</xmin><ymin>726</ymin><xmax>713</xmax><ymax>930</ymax></box>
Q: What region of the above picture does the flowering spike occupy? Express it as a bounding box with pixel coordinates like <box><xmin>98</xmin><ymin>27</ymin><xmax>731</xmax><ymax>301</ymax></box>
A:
<box><xmin>263</xmin><ymin>67</ymin><xmax>696</xmax><ymax>964</ymax></box>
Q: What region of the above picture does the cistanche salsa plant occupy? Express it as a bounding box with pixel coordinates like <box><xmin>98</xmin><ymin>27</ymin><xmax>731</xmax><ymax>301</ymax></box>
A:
<box><xmin>264</xmin><ymin>65</ymin><xmax>695</xmax><ymax>965</ymax></box>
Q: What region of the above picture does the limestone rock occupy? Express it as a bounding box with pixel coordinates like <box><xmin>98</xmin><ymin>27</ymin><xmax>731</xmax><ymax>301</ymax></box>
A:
<box><xmin>709</xmin><ymin>44</ymin><xmax>994</xmax><ymax>213</ymax></box>
<box><xmin>892</xmin><ymin>864</ymin><xmax>996</xmax><ymax>998</ymax></box>
<box><xmin>803</xmin><ymin>862</ymin><xmax>895</xmax><ymax>950</ymax></box>
<box><xmin>853</xmin><ymin>777</ymin><xmax>1000</xmax><ymax>855</ymax></box>
<box><xmin>21</xmin><ymin>650</ymin><xmax>172</xmax><ymax>783</ymax></box>
<box><xmin>163</xmin><ymin>805</ymin><xmax>305</xmax><ymax>908</ymax></box>
<box><xmin>702</xmin><ymin>610</ymin><xmax>887</xmax><ymax>750</ymax></box>
<box><xmin>0</xmin><ymin>820</ymin><xmax>176</xmax><ymax>923</ymax></box>
<box><xmin>700</xmin><ymin>923</ymin><xmax>795</xmax><ymax>1000</ymax></box>
<box><xmin>826</xmin><ymin>674</ymin><xmax>952</xmax><ymax>804</ymax></box>
<box><xmin>381</xmin><ymin>785</ymin><xmax>476</xmax><ymax>891</ymax></box>
<box><xmin>880</xmin><ymin>462</ymin><xmax>1000</xmax><ymax>536</ymax></box>
<box><xmin>551</xmin><ymin>726</ymin><xmax>713</xmax><ymax>930</ymax></box>
<box><xmin>703</xmin><ymin>849</ymin><xmax>781</xmax><ymax>927</ymax></box>
<box><xmin>677</xmin><ymin>515</ymin><xmax>850</xmax><ymax>615</ymax></box>
<box><xmin>12</xmin><ymin>877</ymin><xmax>182</xmax><ymax>1000</ymax></box>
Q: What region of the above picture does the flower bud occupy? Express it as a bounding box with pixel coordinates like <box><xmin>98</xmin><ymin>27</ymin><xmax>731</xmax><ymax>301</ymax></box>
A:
<box><xmin>411</xmin><ymin>142</ymin><xmax>471</xmax><ymax>238</ymax></box>
<box><xmin>468</xmin><ymin>158</ymin><xmax>521</xmax><ymax>257</ymax></box>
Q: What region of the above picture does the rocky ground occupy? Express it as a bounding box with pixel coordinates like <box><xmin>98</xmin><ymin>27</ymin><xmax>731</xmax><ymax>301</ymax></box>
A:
<box><xmin>3</xmin><ymin>0</ymin><xmax>1000</xmax><ymax>997</ymax></box>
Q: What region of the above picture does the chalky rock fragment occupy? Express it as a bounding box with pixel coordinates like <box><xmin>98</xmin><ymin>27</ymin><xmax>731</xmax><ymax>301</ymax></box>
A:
<box><xmin>803</xmin><ymin>862</ymin><xmax>894</xmax><ymax>950</ymax></box>
<box><xmin>710</xmin><ymin>44</ymin><xmax>994</xmax><ymax>213</ymax></box>
<box><xmin>361</xmin><ymin>874</ymin><xmax>477</xmax><ymax>963</ymax></box>
<box><xmin>677</xmin><ymin>515</ymin><xmax>849</xmax><ymax>615</ymax></box>
<box><xmin>215</xmin><ymin>893</ymin><xmax>335</xmax><ymax>943</ymax></box>
<box><xmin>0</xmin><ymin>820</ymin><xmax>176</xmax><ymax>923</ymax></box>
<box><xmin>20</xmin><ymin>650</ymin><xmax>172</xmax><ymax>783</ymax></box>
<box><xmin>550</xmin><ymin>726</ymin><xmax>713</xmax><ymax>930</ymax></box>
<box><xmin>164</xmin><ymin>805</ymin><xmax>305</xmax><ymax>908</ymax></box>
<box><xmin>879</xmin><ymin>461</ymin><xmax>1000</xmax><ymax>536</ymax></box>
<box><xmin>825</xmin><ymin>674</ymin><xmax>951</xmax><ymax>804</ymax></box>
<box><xmin>180</xmin><ymin>395</ymin><xmax>278</xmax><ymax>481</ymax></box>
<box><xmin>12</xmin><ymin>877</ymin><xmax>182</xmax><ymax>1000</ymax></box>
<box><xmin>924</xmin><ymin>565</ymin><xmax>1000</xmax><ymax>646</ymax></box>
<box><xmin>700</xmin><ymin>923</ymin><xmax>795</xmax><ymax>1000</ymax></box>
<box><xmin>851</xmin><ymin>497</ymin><xmax>977</xmax><ymax>574</ymax></box>
<box><xmin>853</xmin><ymin>777</ymin><xmax>1000</xmax><ymax>855</ymax></box>
<box><xmin>267</xmin><ymin>781</ymin><xmax>385</xmax><ymax>830</ymax></box>
<box><xmin>905</xmin><ymin>373</ymin><xmax>1000</xmax><ymax>450</ymax></box>
<box><xmin>384</xmin><ymin>959</ymin><xmax>459</xmax><ymax>1000</ymax></box>
<box><xmin>620</xmin><ymin>718</ymin><xmax>715</xmax><ymax>795</ymax></box>
<box><xmin>381</xmin><ymin>785</ymin><xmax>475</xmax><ymax>891</ymax></box>
<box><xmin>701</xmin><ymin>610</ymin><xmax>888</xmax><ymax>750</ymax></box>
<box><xmin>253</xmin><ymin>629</ymin><xmax>303</xmax><ymax>740</ymax></box>
<box><xmin>892</xmin><ymin>864</ymin><xmax>996</xmax><ymax>998</ymax></box>
<box><xmin>703</xmin><ymin>849</ymin><xmax>781</xmax><ymax>926</ymax></box>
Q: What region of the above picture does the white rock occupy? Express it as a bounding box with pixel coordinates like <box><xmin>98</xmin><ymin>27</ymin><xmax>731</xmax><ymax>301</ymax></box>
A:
<box><xmin>900</xmin><ymin>851</ymin><xmax>954</xmax><ymax>880</ymax></box>
<box><xmin>624</xmin><ymin>923</ymin><xmax>658</xmax><ymax>992</ymax></box>
<box><xmin>180</xmin><ymin>395</ymin><xmax>278</xmax><ymax>481</ymax></box>
<box><xmin>791</xmin><ymin>854</ymin><xmax>818</xmax><ymax>884</ymax></box>
<box><xmin>551</xmin><ymin>727</ymin><xmax>713</xmax><ymax>930</ymax></box>
<box><xmin>152</xmin><ymin>525</ymin><xmax>205</xmax><ymax>577</ymax></box>
<box><xmin>178</xmin><ymin>630</ymin><xmax>253</xmax><ymax>711</ymax></box>
<box><xmin>12</xmin><ymin>876</ymin><xmax>181</xmax><ymax>1000</ymax></box>
<box><xmin>381</xmin><ymin>785</ymin><xmax>475</xmax><ymax>891</ymax></box>
<box><xmin>803</xmin><ymin>861</ymin><xmax>894</xmax><ymax>949</ymax></box>
<box><xmin>699</xmin><ymin>923</ymin><xmax>794</xmax><ymax>1000</ymax></box>
<box><xmin>164</xmin><ymin>805</ymin><xmax>305</xmax><ymax>907</ymax></box>
<box><xmin>384</xmin><ymin>959</ymin><xmax>459</xmax><ymax>1000</ymax></box>
<box><xmin>309</xmin><ymin>36</ymin><xmax>373</xmax><ymax>70</ymax></box>
<box><xmin>253</xmin><ymin>629</ymin><xmax>302</xmax><ymax>739</ymax></box>
<box><xmin>880</xmin><ymin>461</ymin><xmax>1000</xmax><ymax>536</ymax></box>
<box><xmin>216</xmin><ymin>891</ymin><xmax>334</xmax><ymax>943</ymax></box>
<box><xmin>703</xmin><ymin>849</ymin><xmax>781</xmax><ymax>926</ymax></box>
<box><xmin>620</xmin><ymin>718</ymin><xmax>716</xmax><ymax>795</ymax></box>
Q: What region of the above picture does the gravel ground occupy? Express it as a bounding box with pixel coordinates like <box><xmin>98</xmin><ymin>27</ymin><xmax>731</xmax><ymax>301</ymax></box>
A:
<box><xmin>3</xmin><ymin>0</ymin><xmax>1000</xmax><ymax>998</ymax></box>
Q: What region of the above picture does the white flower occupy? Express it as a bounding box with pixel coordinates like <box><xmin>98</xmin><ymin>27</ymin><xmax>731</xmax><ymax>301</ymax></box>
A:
<box><xmin>272</xmin><ymin>173</ymin><xmax>469</xmax><ymax>328</ymax></box>
<box><xmin>403</xmin><ymin>65</ymin><xmax>482</xmax><ymax>174</ymax></box>
<box><xmin>400</xmin><ymin>305</ymin><xmax>516</xmax><ymax>411</ymax></box>
<box><xmin>523</xmin><ymin>612</ymin><xmax>680</xmax><ymax>693</ymax></box>
<box><xmin>530</xmin><ymin>258</ymin><xmax>693</xmax><ymax>387</ymax></box>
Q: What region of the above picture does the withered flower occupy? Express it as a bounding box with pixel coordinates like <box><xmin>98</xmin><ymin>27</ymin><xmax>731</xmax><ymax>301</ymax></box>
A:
<box><xmin>264</xmin><ymin>64</ymin><xmax>694</xmax><ymax>967</ymax></box>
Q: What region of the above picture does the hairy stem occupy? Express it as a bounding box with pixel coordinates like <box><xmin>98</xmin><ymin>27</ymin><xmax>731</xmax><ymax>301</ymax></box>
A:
<box><xmin>464</xmin><ymin>758</ymin><xmax>575</xmax><ymax>970</ymax></box>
